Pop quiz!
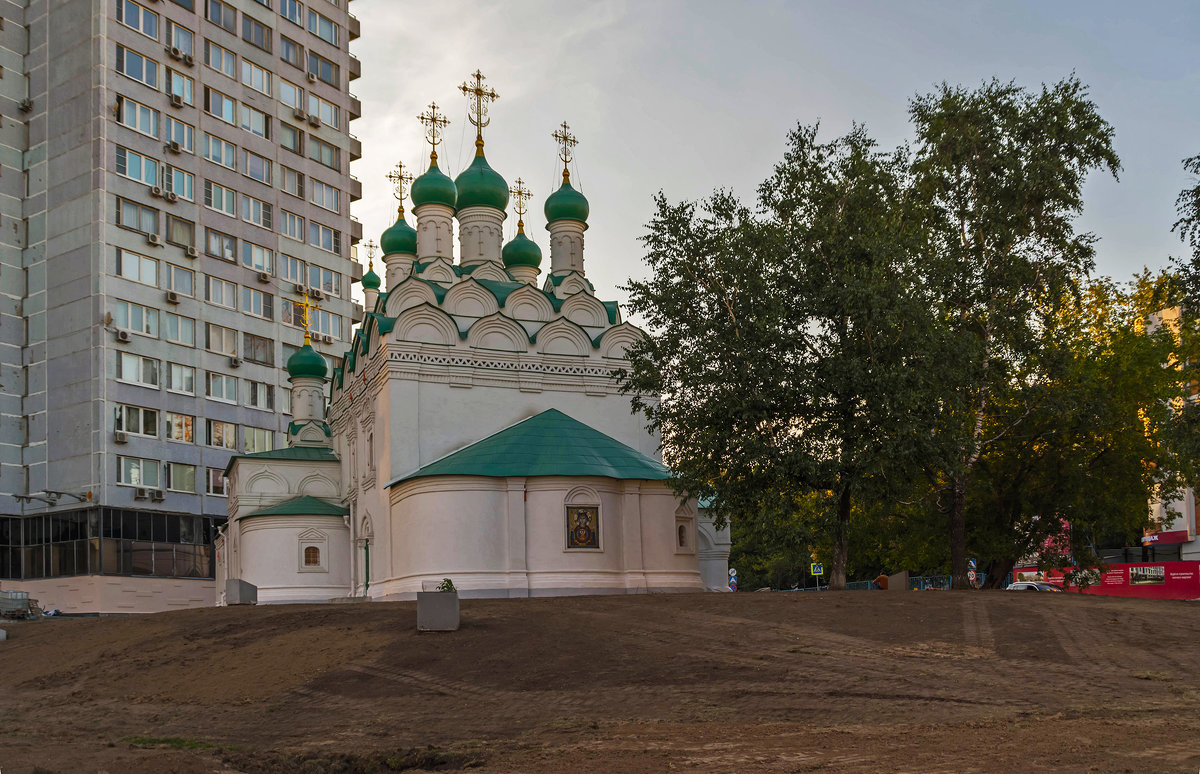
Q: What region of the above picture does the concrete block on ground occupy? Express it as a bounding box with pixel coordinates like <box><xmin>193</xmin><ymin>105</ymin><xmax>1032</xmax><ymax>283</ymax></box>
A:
<box><xmin>0</xmin><ymin>628</ymin><xmax>6</xmax><ymax>641</ymax></box>
<box><xmin>417</xmin><ymin>592</ymin><xmax>459</xmax><ymax>632</ymax></box>
<box><xmin>888</xmin><ymin>571</ymin><xmax>909</xmax><ymax>591</ymax></box>
<box><xmin>225</xmin><ymin>579</ymin><xmax>257</xmax><ymax>605</ymax></box>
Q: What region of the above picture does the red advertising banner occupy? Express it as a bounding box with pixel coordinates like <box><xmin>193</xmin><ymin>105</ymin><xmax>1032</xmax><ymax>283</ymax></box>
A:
<box><xmin>1140</xmin><ymin>529</ymin><xmax>1191</xmax><ymax>546</ymax></box>
<box><xmin>1012</xmin><ymin>561</ymin><xmax>1200</xmax><ymax>600</ymax></box>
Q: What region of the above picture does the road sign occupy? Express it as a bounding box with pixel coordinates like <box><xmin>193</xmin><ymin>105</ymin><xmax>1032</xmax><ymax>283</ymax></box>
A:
<box><xmin>811</xmin><ymin>562</ymin><xmax>824</xmax><ymax>576</ymax></box>
<box><xmin>967</xmin><ymin>569</ymin><xmax>977</xmax><ymax>583</ymax></box>
<box><xmin>728</xmin><ymin>568</ymin><xmax>737</xmax><ymax>577</ymax></box>
<box><xmin>728</xmin><ymin>576</ymin><xmax>737</xmax><ymax>592</ymax></box>
<box><xmin>968</xmin><ymin>558</ymin><xmax>978</xmax><ymax>570</ymax></box>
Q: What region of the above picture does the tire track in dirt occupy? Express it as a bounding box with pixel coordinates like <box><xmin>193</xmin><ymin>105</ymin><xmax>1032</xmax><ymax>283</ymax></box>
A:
<box><xmin>961</xmin><ymin>599</ymin><xmax>996</xmax><ymax>653</ymax></box>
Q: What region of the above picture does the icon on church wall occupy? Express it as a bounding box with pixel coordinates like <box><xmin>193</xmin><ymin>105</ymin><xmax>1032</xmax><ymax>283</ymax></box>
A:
<box><xmin>566</xmin><ymin>505</ymin><xmax>600</xmax><ymax>549</ymax></box>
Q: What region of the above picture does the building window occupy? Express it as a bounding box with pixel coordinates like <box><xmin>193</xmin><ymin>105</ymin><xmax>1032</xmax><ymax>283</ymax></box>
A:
<box><xmin>166</xmin><ymin>68</ymin><xmax>194</xmax><ymax>105</ymax></box>
<box><xmin>241</xmin><ymin>60</ymin><xmax>272</xmax><ymax>96</ymax></box>
<box><xmin>206</xmin><ymin>468</ymin><xmax>228</xmax><ymax>496</ymax></box>
<box><xmin>116</xmin><ymin>45</ymin><xmax>158</xmax><ymax>89</ymax></box>
<box><xmin>115</xmin><ymin>146</ymin><xmax>158</xmax><ymax>186</ymax></box>
<box><xmin>280</xmin><ymin>35</ymin><xmax>302</xmax><ymax>68</ymax></box>
<box><xmin>206</xmin><ymin>228</ymin><xmax>236</xmax><ymax>261</ymax></box>
<box><xmin>280</xmin><ymin>210</ymin><xmax>304</xmax><ymax>241</ymax></box>
<box><xmin>309</xmin><ymin>179</ymin><xmax>339</xmax><ymax>213</ymax></box>
<box><xmin>117</xmin><ymin>197</ymin><xmax>158</xmax><ymax>235</ymax></box>
<box><xmin>281</xmin><ymin>0</ymin><xmax>302</xmax><ymax>26</ymax></box>
<box><xmin>114</xmin><ymin>404</ymin><xmax>159</xmax><ymax>437</ymax></box>
<box><xmin>307</xmin><ymin>93</ymin><xmax>339</xmax><ymax>129</ymax></box>
<box><xmin>204</xmin><ymin>181</ymin><xmax>237</xmax><ymax>216</ymax></box>
<box><xmin>115</xmin><ymin>248</ymin><xmax>157</xmax><ymax>286</ymax></box>
<box><xmin>117</xmin><ymin>96</ymin><xmax>159</xmax><ymax>137</ymax></box>
<box><xmin>203</xmin><ymin>133</ymin><xmax>237</xmax><ymax>169</ymax></box>
<box><xmin>118</xmin><ymin>456</ymin><xmax>160</xmax><ymax>487</ymax></box>
<box><xmin>244</xmin><ymin>426</ymin><xmax>273</xmax><ymax>453</ymax></box>
<box><xmin>206</xmin><ymin>418</ymin><xmax>237</xmax><ymax>448</ymax></box>
<box><xmin>168</xmin><ymin>0</ymin><xmax>194</xmax><ymax>9</ymax></box>
<box><xmin>279</xmin><ymin>123</ymin><xmax>303</xmax><ymax>155</ymax></box>
<box><xmin>280</xmin><ymin>165</ymin><xmax>303</xmax><ymax>196</ymax></box>
<box><xmin>280</xmin><ymin>298</ymin><xmax>304</xmax><ymax>328</ymax></box>
<box><xmin>204</xmin><ymin>40</ymin><xmax>237</xmax><ymax>78</ymax></box>
<box><xmin>242</xmin><ymin>16</ymin><xmax>272</xmax><ymax>52</ymax></box>
<box><xmin>166</xmin><ymin>20</ymin><xmax>194</xmax><ymax>56</ymax></box>
<box><xmin>205</xmin><ymin>276</ymin><xmax>237</xmax><ymax>309</ymax></box>
<box><xmin>116</xmin><ymin>353</ymin><xmax>160</xmax><ymax>387</ymax></box>
<box><xmin>205</xmin><ymin>322</ymin><xmax>238</xmax><ymax>355</ymax></box>
<box><xmin>165</xmin><ymin>166</ymin><xmax>194</xmax><ymax>201</ymax></box>
<box><xmin>307</xmin><ymin>264</ymin><xmax>338</xmax><ymax>295</ymax></box>
<box><xmin>165</xmin><ymin>215</ymin><xmax>195</xmax><ymax>247</ymax></box>
<box><xmin>279</xmin><ymin>387</ymin><xmax>292</xmax><ymax>414</ymax></box>
<box><xmin>243</xmin><ymin>331</ymin><xmax>274</xmax><ymax>364</ymax></box>
<box><xmin>303</xmin><ymin>546</ymin><xmax>320</xmax><ymax>567</ymax></box>
<box><xmin>239</xmin><ymin>103</ymin><xmax>269</xmax><ymax>139</ymax></box>
<box><xmin>113</xmin><ymin>300</ymin><xmax>159</xmax><ymax>337</ymax></box>
<box><xmin>243</xmin><ymin>149</ymin><xmax>271</xmax><ymax>184</ymax></box>
<box><xmin>280</xmin><ymin>254</ymin><xmax>303</xmax><ymax>282</ymax></box>
<box><xmin>203</xmin><ymin>86</ymin><xmax>236</xmax><ymax>124</ymax></box>
<box><xmin>313</xmin><ymin>309</ymin><xmax>340</xmax><ymax>339</ymax></box>
<box><xmin>163</xmin><ymin>311</ymin><xmax>195</xmax><ymax>346</ymax></box>
<box><xmin>165</xmin><ymin>362</ymin><xmax>195</xmax><ymax>394</ymax></box>
<box><xmin>164</xmin><ymin>263</ymin><xmax>194</xmax><ymax>296</ymax></box>
<box><xmin>307</xmin><ymin>135</ymin><xmax>338</xmax><ymax>170</ymax></box>
<box><xmin>206</xmin><ymin>0</ymin><xmax>237</xmax><ymax>33</ymax></box>
<box><xmin>306</xmin><ymin>50</ymin><xmax>337</xmax><ymax>87</ymax></box>
<box><xmin>164</xmin><ymin>116</ymin><xmax>194</xmax><ymax>152</ymax></box>
<box><xmin>241</xmin><ymin>241</ymin><xmax>273</xmax><ymax>272</ymax></box>
<box><xmin>279</xmin><ymin>79</ymin><xmax>302</xmax><ymax>109</ymax></box>
<box><xmin>306</xmin><ymin>9</ymin><xmax>337</xmax><ymax>45</ymax></box>
<box><xmin>245</xmin><ymin>380</ymin><xmax>275</xmax><ymax>410</ymax></box>
<box><xmin>165</xmin><ymin>462</ymin><xmax>197</xmax><ymax>493</ymax></box>
<box><xmin>308</xmin><ymin>222</ymin><xmax>340</xmax><ymax>255</ymax></box>
<box><xmin>242</xmin><ymin>289</ymin><xmax>273</xmax><ymax>322</ymax></box>
<box><xmin>207</xmin><ymin>375</ymin><xmax>238</xmax><ymax>405</ymax></box>
<box><xmin>117</xmin><ymin>0</ymin><xmax>159</xmax><ymax>40</ymax></box>
<box><xmin>165</xmin><ymin>412</ymin><xmax>195</xmax><ymax>443</ymax></box>
<box><xmin>240</xmin><ymin>194</ymin><xmax>272</xmax><ymax>228</ymax></box>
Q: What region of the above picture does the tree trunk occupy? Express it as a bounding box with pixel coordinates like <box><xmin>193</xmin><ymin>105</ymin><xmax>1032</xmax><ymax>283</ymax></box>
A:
<box><xmin>830</xmin><ymin>483</ymin><xmax>851</xmax><ymax>590</ymax></box>
<box><xmin>949</xmin><ymin>478</ymin><xmax>970</xmax><ymax>589</ymax></box>
<box><xmin>983</xmin><ymin>557</ymin><xmax>1015</xmax><ymax>589</ymax></box>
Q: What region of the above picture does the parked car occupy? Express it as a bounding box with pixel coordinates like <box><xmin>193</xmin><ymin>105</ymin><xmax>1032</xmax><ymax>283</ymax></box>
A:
<box><xmin>1006</xmin><ymin>581</ymin><xmax>1062</xmax><ymax>592</ymax></box>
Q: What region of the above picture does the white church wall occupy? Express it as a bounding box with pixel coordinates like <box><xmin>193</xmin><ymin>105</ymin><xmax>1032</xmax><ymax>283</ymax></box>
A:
<box><xmin>238</xmin><ymin>514</ymin><xmax>352</xmax><ymax>603</ymax></box>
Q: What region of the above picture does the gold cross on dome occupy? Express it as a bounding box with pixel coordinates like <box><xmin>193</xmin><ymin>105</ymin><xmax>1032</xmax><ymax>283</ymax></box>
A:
<box><xmin>509</xmin><ymin>178</ymin><xmax>531</xmax><ymax>232</ymax></box>
<box><xmin>362</xmin><ymin>239</ymin><xmax>378</xmax><ymax>266</ymax></box>
<box><xmin>295</xmin><ymin>295</ymin><xmax>319</xmax><ymax>345</ymax></box>
<box><xmin>416</xmin><ymin>102</ymin><xmax>450</xmax><ymax>161</ymax></box>
<box><xmin>552</xmin><ymin>121</ymin><xmax>578</xmax><ymax>182</ymax></box>
<box><xmin>385</xmin><ymin>161</ymin><xmax>413</xmax><ymax>216</ymax></box>
<box><xmin>460</xmin><ymin>69</ymin><xmax>499</xmax><ymax>146</ymax></box>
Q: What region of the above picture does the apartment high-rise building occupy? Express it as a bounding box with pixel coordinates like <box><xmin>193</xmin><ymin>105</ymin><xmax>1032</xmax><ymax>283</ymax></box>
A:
<box><xmin>0</xmin><ymin>0</ymin><xmax>363</xmax><ymax>612</ymax></box>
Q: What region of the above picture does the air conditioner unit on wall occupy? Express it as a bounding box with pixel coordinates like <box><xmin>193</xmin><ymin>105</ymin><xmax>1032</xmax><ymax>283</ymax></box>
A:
<box><xmin>116</xmin><ymin>329</ymin><xmax>132</xmax><ymax>343</ymax></box>
<box><xmin>306</xmin><ymin>72</ymin><xmax>318</xmax><ymax>83</ymax></box>
<box><xmin>308</xmin><ymin>288</ymin><xmax>325</xmax><ymax>300</ymax></box>
<box><xmin>319</xmin><ymin>333</ymin><xmax>333</xmax><ymax>344</ymax></box>
<box><xmin>149</xmin><ymin>185</ymin><xmax>163</xmax><ymax>197</ymax></box>
<box><xmin>169</xmin><ymin>94</ymin><xmax>184</xmax><ymax>108</ymax></box>
<box><xmin>182</xmin><ymin>54</ymin><xmax>195</xmax><ymax>67</ymax></box>
<box><xmin>145</xmin><ymin>233</ymin><xmax>162</xmax><ymax>246</ymax></box>
<box><xmin>166</xmin><ymin>141</ymin><xmax>182</xmax><ymax>154</ymax></box>
<box><xmin>307</xmin><ymin>114</ymin><xmax>320</xmax><ymax>128</ymax></box>
<box><xmin>295</xmin><ymin>283</ymin><xmax>309</xmax><ymax>295</ymax></box>
<box><xmin>293</xmin><ymin>107</ymin><xmax>306</xmax><ymax>120</ymax></box>
<box><xmin>113</xmin><ymin>430</ymin><xmax>128</xmax><ymax>444</ymax></box>
<box><xmin>229</xmin><ymin>356</ymin><xmax>242</xmax><ymax>368</ymax></box>
<box><xmin>19</xmin><ymin>98</ymin><xmax>32</xmax><ymax>113</ymax></box>
<box><xmin>165</xmin><ymin>191</ymin><xmax>178</xmax><ymax>203</ymax></box>
<box><xmin>256</xmin><ymin>271</ymin><xmax>271</xmax><ymax>283</ymax></box>
<box><xmin>185</xmin><ymin>246</ymin><xmax>198</xmax><ymax>258</ymax></box>
<box><xmin>165</xmin><ymin>290</ymin><xmax>180</xmax><ymax>304</ymax></box>
<box><xmin>133</xmin><ymin>487</ymin><xmax>149</xmax><ymax>500</ymax></box>
<box><xmin>150</xmin><ymin>489</ymin><xmax>166</xmax><ymax>501</ymax></box>
<box><xmin>168</xmin><ymin>47</ymin><xmax>183</xmax><ymax>60</ymax></box>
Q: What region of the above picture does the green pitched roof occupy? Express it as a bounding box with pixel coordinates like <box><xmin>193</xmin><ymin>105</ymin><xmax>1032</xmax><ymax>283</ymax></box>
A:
<box><xmin>224</xmin><ymin>446</ymin><xmax>339</xmax><ymax>476</ymax></box>
<box><xmin>389</xmin><ymin>409</ymin><xmax>669</xmax><ymax>486</ymax></box>
<box><xmin>239</xmin><ymin>495</ymin><xmax>349</xmax><ymax>520</ymax></box>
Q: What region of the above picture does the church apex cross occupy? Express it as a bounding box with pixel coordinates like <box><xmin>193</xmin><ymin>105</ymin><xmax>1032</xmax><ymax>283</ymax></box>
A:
<box><xmin>460</xmin><ymin>69</ymin><xmax>499</xmax><ymax>148</ymax></box>
<box><xmin>385</xmin><ymin>161</ymin><xmax>413</xmax><ymax>216</ymax></box>
<box><xmin>295</xmin><ymin>294</ymin><xmax>320</xmax><ymax>345</ymax></box>
<box><xmin>416</xmin><ymin>102</ymin><xmax>450</xmax><ymax>163</ymax></box>
<box><xmin>362</xmin><ymin>239</ymin><xmax>378</xmax><ymax>269</ymax></box>
<box><xmin>552</xmin><ymin>121</ymin><xmax>578</xmax><ymax>183</ymax></box>
<box><xmin>509</xmin><ymin>177</ymin><xmax>531</xmax><ymax>232</ymax></box>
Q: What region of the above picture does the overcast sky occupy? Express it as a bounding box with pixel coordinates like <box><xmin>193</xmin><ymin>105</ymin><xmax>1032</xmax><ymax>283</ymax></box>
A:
<box><xmin>349</xmin><ymin>0</ymin><xmax>1200</xmax><ymax>306</ymax></box>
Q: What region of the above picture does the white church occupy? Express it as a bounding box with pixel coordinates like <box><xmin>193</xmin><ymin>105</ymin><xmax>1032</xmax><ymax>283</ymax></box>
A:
<box><xmin>215</xmin><ymin>75</ymin><xmax>730</xmax><ymax>603</ymax></box>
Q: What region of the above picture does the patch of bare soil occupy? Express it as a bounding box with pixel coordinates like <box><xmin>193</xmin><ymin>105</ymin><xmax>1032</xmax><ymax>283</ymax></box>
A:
<box><xmin>2</xmin><ymin>592</ymin><xmax>1199</xmax><ymax>773</ymax></box>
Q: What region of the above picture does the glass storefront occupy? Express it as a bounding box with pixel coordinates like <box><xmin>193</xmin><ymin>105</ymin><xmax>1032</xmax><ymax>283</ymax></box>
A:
<box><xmin>0</xmin><ymin>508</ymin><xmax>215</xmax><ymax>580</ymax></box>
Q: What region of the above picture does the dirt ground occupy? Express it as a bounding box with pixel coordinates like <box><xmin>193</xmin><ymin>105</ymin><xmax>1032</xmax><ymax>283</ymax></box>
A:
<box><xmin>2</xmin><ymin>591</ymin><xmax>1199</xmax><ymax>773</ymax></box>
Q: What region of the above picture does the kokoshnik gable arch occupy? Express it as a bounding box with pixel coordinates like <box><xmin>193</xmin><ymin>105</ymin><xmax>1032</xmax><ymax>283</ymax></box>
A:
<box><xmin>216</xmin><ymin>71</ymin><xmax>730</xmax><ymax>603</ymax></box>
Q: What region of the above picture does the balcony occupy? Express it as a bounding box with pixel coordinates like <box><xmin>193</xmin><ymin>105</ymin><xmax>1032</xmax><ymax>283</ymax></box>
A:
<box><xmin>350</xmin><ymin>219</ymin><xmax>363</xmax><ymax>242</ymax></box>
<box><xmin>348</xmin><ymin>135</ymin><xmax>362</xmax><ymax>161</ymax></box>
<box><xmin>348</xmin><ymin>15</ymin><xmax>361</xmax><ymax>41</ymax></box>
<box><xmin>348</xmin><ymin>56</ymin><xmax>361</xmax><ymax>82</ymax></box>
<box><xmin>349</xmin><ymin>176</ymin><xmax>362</xmax><ymax>202</ymax></box>
<box><xmin>348</xmin><ymin>95</ymin><xmax>362</xmax><ymax>121</ymax></box>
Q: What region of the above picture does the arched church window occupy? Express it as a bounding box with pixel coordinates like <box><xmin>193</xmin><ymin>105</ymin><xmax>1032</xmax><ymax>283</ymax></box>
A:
<box><xmin>304</xmin><ymin>546</ymin><xmax>320</xmax><ymax>566</ymax></box>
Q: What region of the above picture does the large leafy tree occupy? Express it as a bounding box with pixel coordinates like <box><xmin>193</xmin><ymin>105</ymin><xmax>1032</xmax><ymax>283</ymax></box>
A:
<box><xmin>621</xmin><ymin>125</ymin><xmax>936</xmax><ymax>588</ymax></box>
<box><xmin>909</xmin><ymin>76</ymin><xmax>1121</xmax><ymax>588</ymax></box>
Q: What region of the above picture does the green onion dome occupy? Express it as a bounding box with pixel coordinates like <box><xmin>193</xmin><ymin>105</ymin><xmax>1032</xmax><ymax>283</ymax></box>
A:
<box><xmin>361</xmin><ymin>265</ymin><xmax>381</xmax><ymax>290</ymax></box>
<box><xmin>379</xmin><ymin>210</ymin><xmax>417</xmax><ymax>255</ymax></box>
<box><xmin>454</xmin><ymin>147</ymin><xmax>509</xmax><ymax>211</ymax></box>
<box><xmin>502</xmin><ymin>224</ymin><xmax>543</xmax><ymax>269</ymax></box>
<box><xmin>286</xmin><ymin>342</ymin><xmax>328</xmax><ymax>380</ymax></box>
<box><xmin>544</xmin><ymin>172</ymin><xmax>589</xmax><ymax>226</ymax></box>
<box><xmin>410</xmin><ymin>156</ymin><xmax>458</xmax><ymax>210</ymax></box>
